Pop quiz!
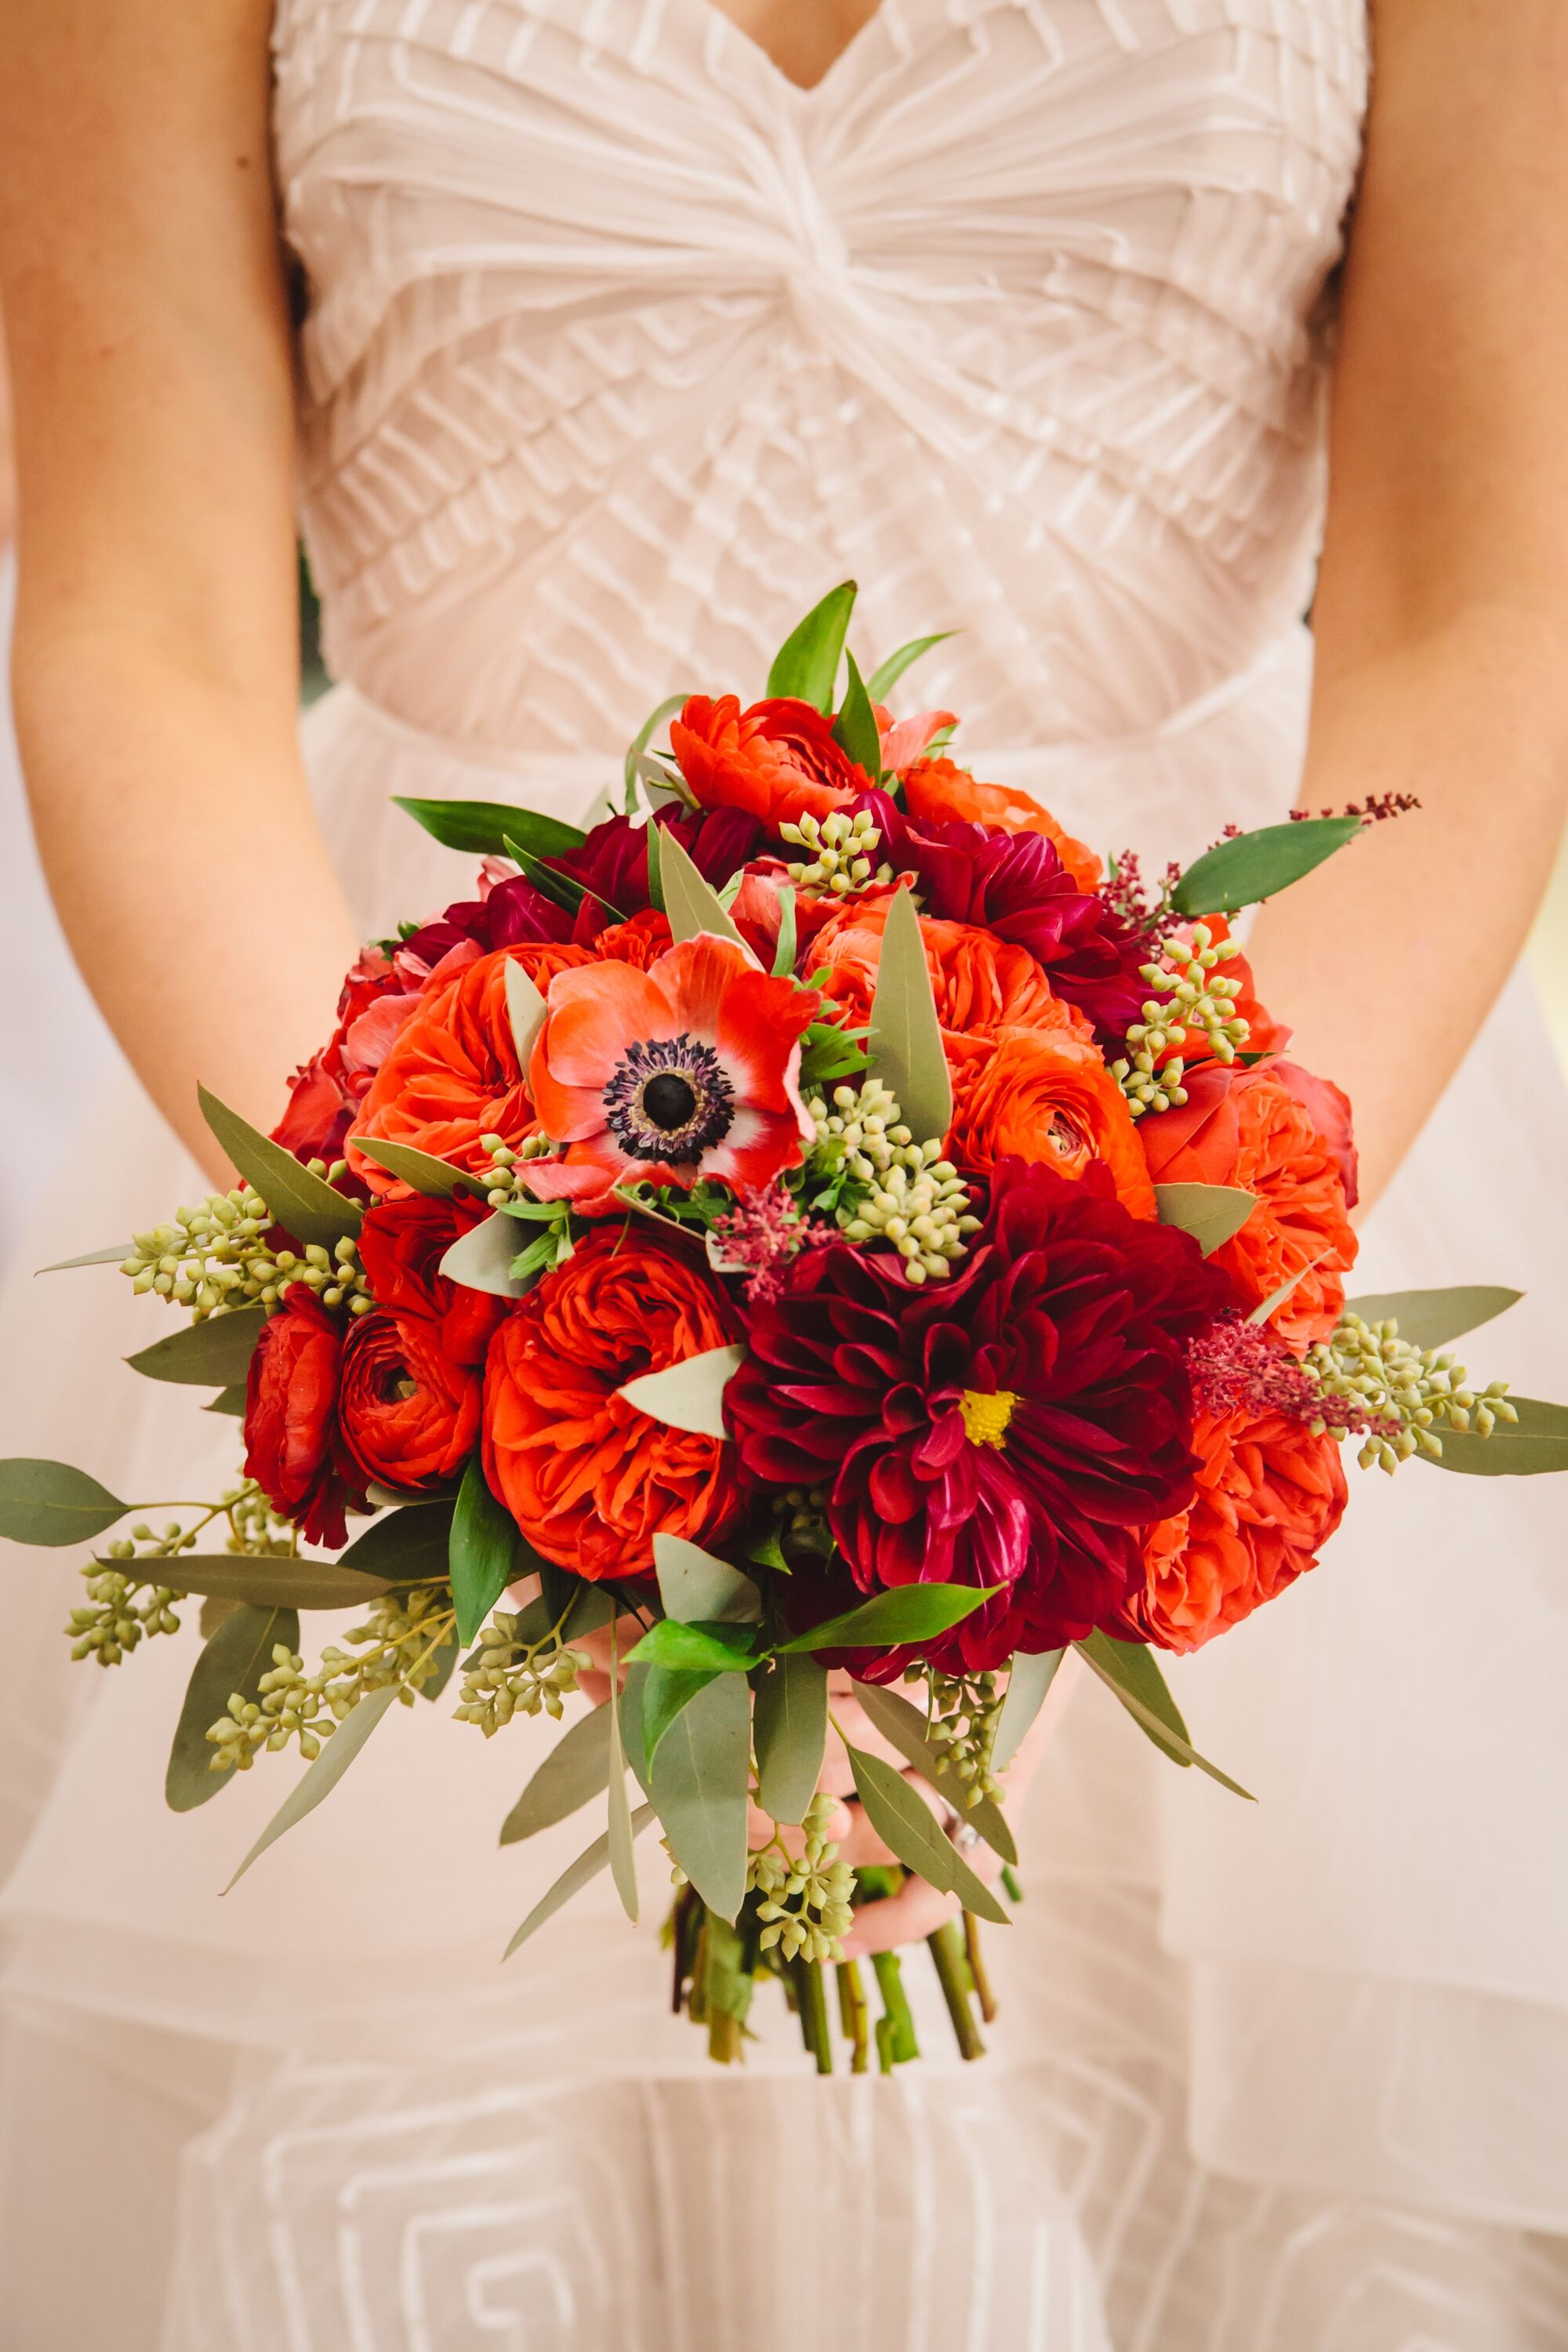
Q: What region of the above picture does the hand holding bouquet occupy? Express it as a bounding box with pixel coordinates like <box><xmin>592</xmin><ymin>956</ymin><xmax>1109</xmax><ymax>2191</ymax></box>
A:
<box><xmin>6</xmin><ymin>583</ymin><xmax>1563</xmax><ymax>2073</ymax></box>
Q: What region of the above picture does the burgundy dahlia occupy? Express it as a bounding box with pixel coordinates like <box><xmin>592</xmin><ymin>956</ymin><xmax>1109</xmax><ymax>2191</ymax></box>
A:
<box><xmin>728</xmin><ymin>1159</ymin><xmax>1232</xmax><ymax>1665</ymax></box>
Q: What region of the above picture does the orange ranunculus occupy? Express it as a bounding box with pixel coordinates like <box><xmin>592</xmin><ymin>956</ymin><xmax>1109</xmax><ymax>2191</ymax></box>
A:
<box><xmin>482</xmin><ymin>1231</ymin><xmax>743</xmax><ymax>1577</ymax></box>
<box><xmin>345</xmin><ymin>942</ymin><xmax>597</xmax><ymax>1192</ymax></box>
<box><xmin>808</xmin><ymin>898</ymin><xmax>1093</xmax><ymax>1042</ymax></box>
<box><xmin>671</xmin><ymin>695</ymin><xmax>870</xmax><ymax>827</ymax></box>
<box><xmin>1124</xmin><ymin>1407</ymin><xmax>1348</xmax><ymax>1653</ymax></box>
<box><xmin>949</xmin><ymin>1027</ymin><xmax>1157</xmax><ymax>1216</ymax></box>
<box><xmin>902</xmin><ymin>757</ymin><xmax>1102</xmax><ymax>891</ymax></box>
<box><xmin>592</xmin><ymin>909</ymin><xmax>673</xmax><ymax>968</ymax></box>
<box><xmin>1138</xmin><ymin>1063</ymin><xmax>1357</xmax><ymax>1345</ymax></box>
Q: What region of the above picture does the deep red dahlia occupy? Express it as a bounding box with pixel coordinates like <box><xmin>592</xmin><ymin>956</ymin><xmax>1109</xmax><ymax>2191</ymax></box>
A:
<box><xmin>728</xmin><ymin>1159</ymin><xmax>1232</xmax><ymax>1663</ymax></box>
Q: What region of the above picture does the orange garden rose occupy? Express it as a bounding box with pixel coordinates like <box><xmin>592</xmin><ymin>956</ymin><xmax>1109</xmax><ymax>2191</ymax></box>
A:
<box><xmin>1125</xmin><ymin>1406</ymin><xmax>1348</xmax><ymax>1652</ymax></box>
<box><xmin>902</xmin><ymin>757</ymin><xmax>1102</xmax><ymax>891</ymax></box>
<box><xmin>949</xmin><ymin>1027</ymin><xmax>1157</xmax><ymax>1216</ymax></box>
<box><xmin>808</xmin><ymin>898</ymin><xmax>1092</xmax><ymax>1041</ymax></box>
<box><xmin>671</xmin><ymin>694</ymin><xmax>870</xmax><ymax>826</ymax></box>
<box><xmin>1138</xmin><ymin>1063</ymin><xmax>1357</xmax><ymax>1345</ymax></box>
<box><xmin>482</xmin><ymin>1232</ymin><xmax>743</xmax><ymax>1577</ymax></box>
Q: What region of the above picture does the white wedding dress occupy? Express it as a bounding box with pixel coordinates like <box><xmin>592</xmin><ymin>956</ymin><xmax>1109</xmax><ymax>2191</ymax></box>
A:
<box><xmin>4</xmin><ymin>2</ymin><xmax>1568</xmax><ymax>2345</ymax></box>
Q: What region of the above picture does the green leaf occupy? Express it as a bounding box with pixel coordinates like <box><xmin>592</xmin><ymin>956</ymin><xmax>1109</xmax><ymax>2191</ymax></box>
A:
<box><xmin>1247</xmin><ymin>1247</ymin><xmax>1331</xmax><ymax>1327</ymax></box>
<box><xmin>844</xmin><ymin>1744</ymin><xmax>1008</xmax><ymax>1926</ymax></box>
<box><xmin>223</xmin><ymin>1682</ymin><xmax>402</xmax><ymax>1891</ymax></box>
<box><xmin>354</xmin><ymin>1139</ymin><xmax>477</xmax><ymax>1200</ymax></box>
<box><xmin>1423</xmin><ymin>1396</ymin><xmax>1568</xmax><ymax>1478</ymax></box>
<box><xmin>653</xmin><ymin>1533</ymin><xmax>760</xmax><ymax>1625</ymax></box>
<box><xmin>616</xmin><ymin>1343</ymin><xmax>746</xmax><ymax>1438</ymax></box>
<box><xmin>1169</xmin><ymin>815</ymin><xmax>1363</xmax><ymax>919</ymax></box>
<box><xmin>657</xmin><ymin>826</ymin><xmax>750</xmax><ymax>953</ymax></box>
<box><xmin>439</xmin><ymin>1210</ymin><xmax>543</xmax><ymax>1300</ymax></box>
<box><xmin>197</xmin><ymin>1086</ymin><xmax>361</xmax><ymax>1248</ymax></box>
<box><xmin>204</xmin><ymin>1385</ymin><xmax>249</xmax><ymax>1417</ymax></box>
<box><xmin>866</xmin><ymin>632</ymin><xmax>956</xmax><ymax>705</ymax></box>
<box><xmin>449</xmin><ymin>1454</ymin><xmax>519</xmax><ymax>1645</ymax></box>
<box><xmin>648</xmin><ymin>1671</ymin><xmax>752</xmax><ymax>1921</ymax></box>
<box><xmin>771</xmin><ymin>883</ymin><xmax>798</xmax><ymax>979</ymax></box>
<box><xmin>851</xmin><ymin>1682</ymin><xmax>1017</xmax><ymax>1867</ymax></box>
<box><xmin>417</xmin><ymin>1629</ymin><xmax>460</xmax><ymax>1702</ymax></box>
<box><xmin>641</xmin><ymin>1665</ymin><xmax>720</xmax><ymax>1767</ymax></box>
<box><xmin>776</xmin><ymin>1583</ymin><xmax>1000</xmax><ymax>1656</ymax></box>
<box><xmin>644</xmin><ymin>815</ymin><xmax>666</xmax><ymax>913</ymax></box>
<box><xmin>0</xmin><ymin>1458</ymin><xmax>129</xmax><ymax>1548</ymax></box>
<box><xmin>504</xmin><ymin>957</ymin><xmax>549</xmax><ymax>1069</ymax></box>
<box><xmin>339</xmin><ymin>1500</ymin><xmax>456</xmax><ymax>1583</ymax></box>
<box><xmin>866</xmin><ymin>886</ymin><xmax>953</xmax><ymax>1149</ymax></box>
<box><xmin>606</xmin><ymin>1631</ymin><xmax>640</xmax><ymax>1922</ymax></box>
<box><xmin>125</xmin><ymin>1301</ymin><xmax>269</xmax><ymax>1388</ymax></box>
<box><xmin>624</xmin><ymin>1618</ymin><xmax>760</xmax><ymax>1675</ymax></box>
<box><xmin>392</xmin><ymin>795</ymin><xmax>587</xmax><ymax>861</ymax></box>
<box><xmin>166</xmin><ymin>1602</ymin><xmax>299</xmax><ymax>1813</ymax></box>
<box><xmin>992</xmin><ymin>1648</ymin><xmax>1062</xmax><ymax>1769</ymax></box>
<box><xmin>503</xmin><ymin>1802</ymin><xmax>656</xmax><ymax>1958</ymax></box>
<box><xmin>499</xmin><ymin>1703</ymin><xmax>613</xmax><ymax>1843</ymax></box>
<box><xmin>120</xmin><ymin>1554</ymin><xmax>390</xmax><ymax>1610</ymax></box>
<box><xmin>1341</xmin><ymin>1286</ymin><xmax>1523</xmax><ymax>1351</ymax></box>
<box><xmin>765</xmin><ymin>580</ymin><xmax>857</xmax><ymax>712</ymax></box>
<box><xmin>751</xmin><ymin>1653</ymin><xmax>829</xmax><ymax>1826</ymax></box>
<box><xmin>1076</xmin><ymin>1630</ymin><xmax>1254</xmax><ymax>1799</ymax></box>
<box><xmin>831</xmin><ymin>648</ymin><xmax>883</xmax><ymax>779</ymax></box>
<box><xmin>1153</xmin><ymin>1183</ymin><xmax>1258</xmax><ymax>1256</ymax></box>
<box><xmin>36</xmin><ymin>1243</ymin><xmax>133</xmax><ymax>1272</ymax></box>
<box><xmin>624</xmin><ymin>692</ymin><xmax>691</xmax><ymax>809</ymax></box>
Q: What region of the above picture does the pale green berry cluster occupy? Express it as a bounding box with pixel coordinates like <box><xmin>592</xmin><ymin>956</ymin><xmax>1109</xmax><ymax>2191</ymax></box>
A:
<box><xmin>1111</xmin><ymin>924</ymin><xmax>1250</xmax><ymax>1119</ymax></box>
<box><xmin>808</xmin><ymin>1080</ymin><xmax>981</xmax><ymax>1284</ymax></box>
<box><xmin>750</xmin><ymin>1793</ymin><xmax>856</xmax><ymax>1964</ymax></box>
<box><xmin>67</xmin><ymin>1565</ymin><xmax>183</xmax><ymax>1665</ymax></box>
<box><xmin>1308</xmin><ymin>1315</ymin><xmax>1518</xmax><ymax>1472</ymax></box>
<box><xmin>69</xmin><ymin>1483</ymin><xmax>302</xmax><ymax>1669</ymax></box>
<box><xmin>120</xmin><ymin>1179</ymin><xmax>372</xmax><ymax>1319</ymax></box>
<box><xmin>206</xmin><ymin>1585</ymin><xmax>454</xmax><ymax>1773</ymax></box>
<box><xmin>477</xmin><ymin>1131</ymin><xmax>558</xmax><ymax>1210</ymax></box>
<box><xmin>453</xmin><ymin>1608</ymin><xmax>588</xmax><ymax>1734</ymax></box>
<box><xmin>779</xmin><ymin>808</ymin><xmax>896</xmax><ymax>897</ymax></box>
<box><xmin>920</xmin><ymin>1668</ymin><xmax>1004</xmax><ymax>1808</ymax></box>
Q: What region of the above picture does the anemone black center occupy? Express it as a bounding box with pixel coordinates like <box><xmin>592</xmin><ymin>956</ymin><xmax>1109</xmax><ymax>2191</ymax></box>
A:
<box><xmin>643</xmin><ymin>1071</ymin><xmax>699</xmax><ymax>1131</ymax></box>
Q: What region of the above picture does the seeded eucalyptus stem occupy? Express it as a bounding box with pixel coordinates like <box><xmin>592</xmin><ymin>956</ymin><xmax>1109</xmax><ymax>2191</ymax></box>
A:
<box><xmin>836</xmin><ymin>1959</ymin><xmax>870</xmax><ymax>2074</ymax></box>
<box><xmin>963</xmin><ymin>1912</ymin><xmax>998</xmax><ymax>2024</ymax></box>
<box><xmin>795</xmin><ymin>1956</ymin><xmax>833</xmax><ymax>2074</ymax></box>
<box><xmin>927</xmin><ymin>1918</ymin><xmax>985</xmax><ymax>2061</ymax></box>
<box><xmin>870</xmin><ymin>1950</ymin><xmax>920</xmax><ymax>2070</ymax></box>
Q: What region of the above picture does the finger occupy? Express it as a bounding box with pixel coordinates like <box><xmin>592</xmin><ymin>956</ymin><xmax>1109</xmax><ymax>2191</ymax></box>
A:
<box><xmin>841</xmin><ymin>1877</ymin><xmax>959</xmax><ymax>1957</ymax></box>
<box><xmin>833</xmin><ymin>1770</ymin><xmax>946</xmax><ymax>1868</ymax></box>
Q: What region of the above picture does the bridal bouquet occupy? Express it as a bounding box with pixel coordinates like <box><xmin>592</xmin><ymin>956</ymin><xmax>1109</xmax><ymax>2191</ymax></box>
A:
<box><xmin>7</xmin><ymin>585</ymin><xmax>1565</xmax><ymax>2073</ymax></box>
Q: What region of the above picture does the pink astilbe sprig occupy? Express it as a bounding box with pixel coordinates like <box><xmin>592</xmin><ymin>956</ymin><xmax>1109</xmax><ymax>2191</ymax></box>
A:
<box><xmin>709</xmin><ymin>1181</ymin><xmax>833</xmax><ymax>1306</ymax></box>
<box><xmin>1186</xmin><ymin>1312</ymin><xmax>1399</xmax><ymax>1440</ymax></box>
<box><xmin>1290</xmin><ymin>793</ymin><xmax>1421</xmax><ymax>826</ymax></box>
<box><xmin>1100</xmin><ymin>847</ymin><xmax>1186</xmax><ymax>948</ymax></box>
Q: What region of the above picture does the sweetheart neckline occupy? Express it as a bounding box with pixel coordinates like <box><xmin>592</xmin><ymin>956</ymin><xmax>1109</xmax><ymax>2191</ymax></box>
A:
<box><xmin>681</xmin><ymin>0</ymin><xmax>901</xmax><ymax>99</ymax></box>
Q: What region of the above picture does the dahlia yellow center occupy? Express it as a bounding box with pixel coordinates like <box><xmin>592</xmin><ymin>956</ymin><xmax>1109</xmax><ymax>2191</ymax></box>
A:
<box><xmin>959</xmin><ymin>1388</ymin><xmax>1020</xmax><ymax>1449</ymax></box>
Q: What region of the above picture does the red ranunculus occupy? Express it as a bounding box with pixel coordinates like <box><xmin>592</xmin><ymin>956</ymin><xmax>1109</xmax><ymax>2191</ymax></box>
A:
<box><xmin>242</xmin><ymin>1287</ymin><xmax>367</xmax><ymax>1548</ymax></box>
<box><xmin>671</xmin><ymin>695</ymin><xmax>872</xmax><ymax>826</ymax></box>
<box><xmin>336</xmin><ymin>1308</ymin><xmax>481</xmax><ymax>1494</ymax></box>
<box><xmin>357</xmin><ymin>1192</ymin><xmax>509</xmax><ymax>1368</ymax></box>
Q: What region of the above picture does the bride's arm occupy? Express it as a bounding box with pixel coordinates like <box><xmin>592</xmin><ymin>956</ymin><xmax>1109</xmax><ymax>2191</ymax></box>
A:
<box><xmin>0</xmin><ymin>0</ymin><xmax>360</xmax><ymax>1181</ymax></box>
<box><xmin>1246</xmin><ymin>0</ymin><xmax>1568</xmax><ymax>1210</ymax></box>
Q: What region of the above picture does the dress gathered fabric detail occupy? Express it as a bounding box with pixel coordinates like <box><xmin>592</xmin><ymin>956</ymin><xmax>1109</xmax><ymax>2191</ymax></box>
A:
<box><xmin>5</xmin><ymin>3</ymin><xmax>1568</xmax><ymax>2345</ymax></box>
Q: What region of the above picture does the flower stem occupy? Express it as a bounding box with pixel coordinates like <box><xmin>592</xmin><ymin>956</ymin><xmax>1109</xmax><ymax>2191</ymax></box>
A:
<box><xmin>795</xmin><ymin>1957</ymin><xmax>833</xmax><ymax>2074</ymax></box>
<box><xmin>836</xmin><ymin>1959</ymin><xmax>870</xmax><ymax>2074</ymax></box>
<box><xmin>927</xmin><ymin>1918</ymin><xmax>985</xmax><ymax>2061</ymax></box>
<box><xmin>963</xmin><ymin>1912</ymin><xmax>998</xmax><ymax>2024</ymax></box>
<box><xmin>870</xmin><ymin>1950</ymin><xmax>920</xmax><ymax>2067</ymax></box>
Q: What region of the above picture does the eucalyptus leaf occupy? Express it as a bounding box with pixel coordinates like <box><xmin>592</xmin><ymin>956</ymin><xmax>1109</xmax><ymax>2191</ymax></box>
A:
<box><xmin>653</xmin><ymin>1533</ymin><xmax>760</xmax><ymax>1625</ymax></box>
<box><xmin>616</xmin><ymin>1343</ymin><xmax>745</xmax><ymax>1438</ymax></box>
<box><xmin>641</xmin><ymin>1665</ymin><xmax>720</xmax><ymax>1767</ymax></box>
<box><xmin>866</xmin><ymin>631</ymin><xmax>956</xmax><ymax>704</ymax></box>
<box><xmin>1076</xmin><ymin>1631</ymin><xmax>1254</xmax><ymax>1800</ymax></box>
<box><xmin>776</xmin><ymin>1582</ymin><xmax>999</xmax><ymax>1656</ymax></box>
<box><xmin>392</xmin><ymin>795</ymin><xmax>586</xmax><ymax>861</ymax></box>
<box><xmin>867</xmin><ymin>886</ymin><xmax>952</xmax><ymax>1149</ymax></box>
<box><xmin>1424</xmin><ymin>1396</ymin><xmax>1568</xmax><ymax>1479</ymax></box>
<box><xmin>354</xmin><ymin>1139</ymin><xmax>478</xmax><ymax>1200</ymax></box>
<box><xmin>844</xmin><ymin>1745</ymin><xmax>1008</xmax><ymax>1926</ymax></box>
<box><xmin>449</xmin><ymin>1454</ymin><xmax>520</xmax><ymax>1645</ymax></box>
<box><xmin>166</xmin><ymin>1602</ymin><xmax>299</xmax><ymax>1813</ymax></box>
<box><xmin>125</xmin><ymin>1301</ymin><xmax>269</xmax><ymax>1388</ymax></box>
<box><xmin>851</xmin><ymin>1682</ymin><xmax>1018</xmax><ymax>1867</ymax></box>
<box><xmin>1342</xmin><ymin>1286</ymin><xmax>1523</xmax><ymax>1351</ymax></box>
<box><xmin>0</xmin><ymin>1458</ymin><xmax>129</xmax><ymax>1548</ymax></box>
<box><xmin>1153</xmin><ymin>1183</ymin><xmax>1258</xmax><ymax>1257</ymax></box>
<box><xmin>831</xmin><ymin>648</ymin><xmax>883</xmax><ymax>779</ymax></box>
<box><xmin>606</xmin><ymin>1635</ymin><xmax>640</xmax><ymax>1922</ymax></box>
<box><xmin>339</xmin><ymin>1500</ymin><xmax>455</xmax><ymax>1584</ymax></box>
<box><xmin>118</xmin><ymin>1554</ymin><xmax>390</xmax><ymax>1610</ymax></box>
<box><xmin>771</xmin><ymin>883</ymin><xmax>798</xmax><ymax>979</ymax></box>
<box><xmin>499</xmin><ymin>1703</ymin><xmax>612</xmax><ymax>1843</ymax></box>
<box><xmin>619</xmin><ymin>1660</ymin><xmax>652</xmax><ymax>1795</ymax></box>
<box><xmin>645</xmin><ymin>815</ymin><xmax>666</xmax><ymax>913</ymax></box>
<box><xmin>417</xmin><ymin>1629</ymin><xmax>461</xmax><ymax>1702</ymax></box>
<box><xmin>1247</xmin><ymin>1248</ymin><xmax>1330</xmax><ymax>1327</ymax></box>
<box><xmin>648</xmin><ymin>1671</ymin><xmax>751</xmax><ymax>1921</ymax></box>
<box><xmin>624</xmin><ymin>693</ymin><xmax>691</xmax><ymax>808</ymax></box>
<box><xmin>751</xmin><ymin>1653</ymin><xmax>829</xmax><ymax>1826</ymax></box>
<box><xmin>992</xmin><ymin>1648</ymin><xmax>1063</xmax><ymax>1769</ymax></box>
<box><xmin>223</xmin><ymin>1682</ymin><xmax>401</xmax><ymax>1892</ymax></box>
<box><xmin>440</xmin><ymin>1210</ymin><xmax>542</xmax><ymax>1301</ymax></box>
<box><xmin>765</xmin><ymin>580</ymin><xmax>857</xmax><ymax>712</ymax></box>
<box><xmin>197</xmin><ymin>1086</ymin><xmax>361</xmax><ymax>1247</ymax></box>
<box><xmin>625</xmin><ymin>1618</ymin><xmax>760</xmax><ymax>1675</ymax></box>
<box><xmin>657</xmin><ymin>827</ymin><xmax>750</xmax><ymax>953</ymax></box>
<box><xmin>204</xmin><ymin>1385</ymin><xmax>249</xmax><ymax>1417</ymax></box>
<box><xmin>37</xmin><ymin>1243</ymin><xmax>133</xmax><ymax>1272</ymax></box>
<box><xmin>1169</xmin><ymin>815</ymin><xmax>1362</xmax><ymax>918</ymax></box>
<box><xmin>503</xmin><ymin>1802</ymin><xmax>656</xmax><ymax>1958</ymax></box>
<box><xmin>504</xmin><ymin>957</ymin><xmax>549</xmax><ymax>1069</ymax></box>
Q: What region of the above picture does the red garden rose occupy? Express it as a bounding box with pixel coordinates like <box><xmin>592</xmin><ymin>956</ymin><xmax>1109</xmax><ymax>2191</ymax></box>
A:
<box><xmin>336</xmin><ymin>1308</ymin><xmax>481</xmax><ymax>1494</ymax></box>
<box><xmin>671</xmin><ymin>695</ymin><xmax>872</xmax><ymax>826</ymax></box>
<box><xmin>242</xmin><ymin>1286</ymin><xmax>367</xmax><ymax>1548</ymax></box>
<box><xmin>483</xmin><ymin>1230</ymin><xmax>744</xmax><ymax>1577</ymax></box>
<box><xmin>357</xmin><ymin>1192</ymin><xmax>509</xmax><ymax>1368</ymax></box>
